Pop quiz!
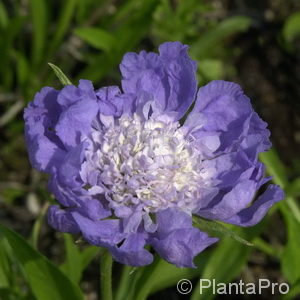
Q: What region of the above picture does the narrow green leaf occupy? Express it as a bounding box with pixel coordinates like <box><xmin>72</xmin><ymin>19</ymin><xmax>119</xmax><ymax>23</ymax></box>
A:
<box><xmin>61</xmin><ymin>234</ymin><xmax>82</xmax><ymax>284</ymax></box>
<box><xmin>74</xmin><ymin>27</ymin><xmax>116</xmax><ymax>52</ymax></box>
<box><xmin>191</xmin><ymin>16</ymin><xmax>252</xmax><ymax>58</ymax></box>
<box><xmin>48</xmin><ymin>63</ymin><xmax>72</xmax><ymax>85</ymax></box>
<box><xmin>281</xmin><ymin>278</ymin><xmax>300</xmax><ymax>300</ymax></box>
<box><xmin>281</xmin><ymin>213</ymin><xmax>300</xmax><ymax>284</ymax></box>
<box><xmin>259</xmin><ymin>150</ymin><xmax>288</xmax><ymax>188</ymax></box>
<box><xmin>14</xmin><ymin>51</ymin><xmax>30</xmax><ymax>87</ymax></box>
<box><xmin>0</xmin><ymin>288</ymin><xmax>19</xmax><ymax>300</ymax></box>
<box><xmin>77</xmin><ymin>0</ymin><xmax>159</xmax><ymax>82</ymax></box>
<box><xmin>132</xmin><ymin>257</ymin><xmax>165</xmax><ymax>300</ymax></box>
<box><xmin>30</xmin><ymin>0</ymin><xmax>47</xmax><ymax>66</ymax></box>
<box><xmin>191</xmin><ymin>240</ymin><xmax>249</xmax><ymax>300</ymax></box>
<box><xmin>47</xmin><ymin>0</ymin><xmax>77</xmax><ymax>58</ymax></box>
<box><xmin>80</xmin><ymin>246</ymin><xmax>100</xmax><ymax>270</ymax></box>
<box><xmin>128</xmin><ymin>251</ymin><xmax>211</xmax><ymax>300</ymax></box>
<box><xmin>115</xmin><ymin>265</ymin><xmax>133</xmax><ymax>300</ymax></box>
<box><xmin>30</xmin><ymin>202</ymin><xmax>49</xmax><ymax>250</ymax></box>
<box><xmin>149</xmin><ymin>251</ymin><xmax>211</xmax><ymax>295</ymax></box>
<box><xmin>60</xmin><ymin>242</ymin><xmax>100</xmax><ymax>284</ymax></box>
<box><xmin>193</xmin><ymin>217</ymin><xmax>253</xmax><ymax>246</ymax></box>
<box><xmin>260</xmin><ymin>150</ymin><xmax>300</xmax><ymax>224</ymax></box>
<box><xmin>0</xmin><ymin>1</ymin><xmax>8</xmax><ymax>29</ymax></box>
<box><xmin>283</xmin><ymin>12</ymin><xmax>300</xmax><ymax>42</ymax></box>
<box><xmin>0</xmin><ymin>15</ymin><xmax>25</xmax><ymax>89</ymax></box>
<box><xmin>199</xmin><ymin>59</ymin><xmax>224</xmax><ymax>81</ymax></box>
<box><xmin>191</xmin><ymin>224</ymin><xmax>264</xmax><ymax>300</ymax></box>
<box><xmin>286</xmin><ymin>177</ymin><xmax>300</xmax><ymax>198</ymax></box>
<box><xmin>0</xmin><ymin>225</ymin><xmax>83</xmax><ymax>300</ymax></box>
<box><xmin>0</xmin><ymin>238</ymin><xmax>11</xmax><ymax>287</ymax></box>
<box><xmin>253</xmin><ymin>237</ymin><xmax>280</xmax><ymax>258</ymax></box>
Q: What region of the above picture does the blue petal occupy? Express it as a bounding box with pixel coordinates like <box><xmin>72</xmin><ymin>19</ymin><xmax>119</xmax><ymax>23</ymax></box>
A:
<box><xmin>150</xmin><ymin>208</ymin><xmax>218</xmax><ymax>268</ymax></box>
<box><xmin>47</xmin><ymin>205</ymin><xmax>80</xmax><ymax>234</ymax></box>
<box><xmin>120</xmin><ymin>41</ymin><xmax>197</xmax><ymax>120</ymax></box>
<box><xmin>223</xmin><ymin>184</ymin><xmax>284</xmax><ymax>226</ymax></box>
<box><xmin>24</xmin><ymin>87</ymin><xmax>66</xmax><ymax>172</ymax></box>
<box><xmin>110</xmin><ymin>233</ymin><xmax>153</xmax><ymax>266</ymax></box>
<box><xmin>187</xmin><ymin>80</ymin><xmax>271</xmax><ymax>157</ymax></box>
<box><xmin>71</xmin><ymin>212</ymin><xmax>126</xmax><ymax>247</ymax></box>
<box><xmin>55</xmin><ymin>81</ymin><xmax>99</xmax><ymax>149</ymax></box>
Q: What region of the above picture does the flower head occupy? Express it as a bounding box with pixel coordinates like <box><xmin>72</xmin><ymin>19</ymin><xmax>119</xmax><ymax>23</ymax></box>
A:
<box><xmin>24</xmin><ymin>42</ymin><xmax>284</xmax><ymax>268</ymax></box>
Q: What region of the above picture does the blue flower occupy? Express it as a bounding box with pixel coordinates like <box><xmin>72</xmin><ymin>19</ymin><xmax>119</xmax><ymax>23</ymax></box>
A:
<box><xmin>24</xmin><ymin>42</ymin><xmax>284</xmax><ymax>268</ymax></box>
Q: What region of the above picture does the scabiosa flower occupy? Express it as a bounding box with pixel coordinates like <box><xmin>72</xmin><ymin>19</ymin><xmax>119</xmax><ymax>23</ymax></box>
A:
<box><xmin>24</xmin><ymin>42</ymin><xmax>284</xmax><ymax>268</ymax></box>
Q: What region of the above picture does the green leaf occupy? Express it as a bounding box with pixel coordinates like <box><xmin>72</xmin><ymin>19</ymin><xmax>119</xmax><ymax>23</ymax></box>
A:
<box><xmin>193</xmin><ymin>217</ymin><xmax>253</xmax><ymax>246</ymax></box>
<box><xmin>80</xmin><ymin>246</ymin><xmax>100</xmax><ymax>270</ymax></box>
<box><xmin>0</xmin><ymin>225</ymin><xmax>83</xmax><ymax>300</ymax></box>
<box><xmin>286</xmin><ymin>177</ymin><xmax>300</xmax><ymax>198</ymax></box>
<box><xmin>259</xmin><ymin>149</ymin><xmax>288</xmax><ymax>188</ymax></box>
<box><xmin>199</xmin><ymin>59</ymin><xmax>224</xmax><ymax>81</ymax></box>
<box><xmin>60</xmin><ymin>238</ymin><xmax>100</xmax><ymax>284</ymax></box>
<box><xmin>281</xmin><ymin>213</ymin><xmax>300</xmax><ymax>284</ymax></box>
<box><xmin>47</xmin><ymin>0</ymin><xmax>78</xmax><ymax>59</ymax></box>
<box><xmin>115</xmin><ymin>265</ymin><xmax>131</xmax><ymax>300</ymax></box>
<box><xmin>149</xmin><ymin>251</ymin><xmax>211</xmax><ymax>295</ymax></box>
<box><xmin>191</xmin><ymin>16</ymin><xmax>252</xmax><ymax>58</ymax></box>
<box><xmin>48</xmin><ymin>63</ymin><xmax>72</xmax><ymax>85</ymax></box>
<box><xmin>61</xmin><ymin>235</ymin><xmax>82</xmax><ymax>284</ymax></box>
<box><xmin>191</xmin><ymin>226</ymin><xmax>263</xmax><ymax>300</ymax></box>
<box><xmin>0</xmin><ymin>288</ymin><xmax>19</xmax><ymax>300</ymax></box>
<box><xmin>124</xmin><ymin>251</ymin><xmax>210</xmax><ymax>300</ymax></box>
<box><xmin>0</xmin><ymin>15</ymin><xmax>26</xmax><ymax>89</ymax></box>
<box><xmin>77</xmin><ymin>0</ymin><xmax>159</xmax><ymax>82</ymax></box>
<box><xmin>191</xmin><ymin>240</ymin><xmax>249</xmax><ymax>300</ymax></box>
<box><xmin>30</xmin><ymin>0</ymin><xmax>48</xmax><ymax>66</ymax></box>
<box><xmin>283</xmin><ymin>12</ymin><xmax>300</xmax><ymax>42</ymax></box>
<box><xmin>281</xmin><ymin>278</ymin><xmax>300</xmax><ymax>300</ymax></box>
<box><xmin>13</xmin><ymin>51</ymin><xmax>30</xmax><ymax>88</ymax></box>
<box><xmin>0</xmin><ymin>237</ymin><xmax>11</xmax><ymax>287</ymax></box>
<box><xmin>74</xmin><ymin>27</ymin><xmax>116</xmax><ymax>52</ymax></box>
<box><xmin>0</xmin><ymin>1</ymin><xmax>8</xmax><ymax>29</ymax></box>
<box><xmin>260</xmin><ymin>150</ymin><xmax>300</xmax><ymax>224</ymax></box>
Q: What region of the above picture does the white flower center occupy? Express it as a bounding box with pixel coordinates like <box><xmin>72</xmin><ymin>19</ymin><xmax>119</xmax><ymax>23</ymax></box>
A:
<box><xmin>82</xmin><ymin>114</ymin><xmax>214</xmax><ymax>213</ymax></box>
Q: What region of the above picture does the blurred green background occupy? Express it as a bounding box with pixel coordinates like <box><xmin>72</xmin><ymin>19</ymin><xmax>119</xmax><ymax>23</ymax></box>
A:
<box><xmin>1</xmin><ymin>0</ymin><xmax>300</xmax><ymax>299</ymax></box>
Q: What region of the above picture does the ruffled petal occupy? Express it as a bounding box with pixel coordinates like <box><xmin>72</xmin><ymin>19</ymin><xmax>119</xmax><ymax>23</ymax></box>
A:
<box><xmin>240</xmin><ymin>112</ymin><xmax>271</xmax><ymax>161</ymax></box>
<box><xmin>57</xmin><ymin>80</ymin><xmax>96</xmax><ymax>107</ymax></box>
<box><xmin>122</xmin><ymin>211</ymin><xmax>143</xmax><ymax>233</ymax></box>
<box><xmin>24</xmin><ymin>87</ymin><xmax>66</xmax><ymax>172</ymax></box>
<box><xmin>48</xmin><ymin>172</ymin><xmax>81</xmax><ymax>207</ymax></box>
<box><xmin>110</xmin><ymin>233</ymin><xmax>153</xmax><ymax>266</ymax></box>
<box><xmin>96</xmin><ymin>86</ymin><xmax>122</xmax><ymax>116</ymax></box>
<box><xmin>55</xmin><ymin>98</ymin><xmax>98</xmax><ymax>149</ymax></box>
<box><xmin>25</xmin><ymin>134</ymin><xmax>66</xmax><ymax>173</ymax></box>
<box><xmin>57</xmin><ymin>142</ymin><xmax>86</xmax><ymax>187</ymax></box>
<box><xmin>74</xmin><ymin>198</ymin><xmax>111</xmax><ymax>221</ymax></box>
<box><xmin>120</xmin><ymin>41</ymin><xmax>197</xmax><ymax>120</ymax></box>
<box><xmin>71</xmin><ymin>212</ymin><xmax>126</xmax><ymax>247</ymax></box>
<box><xmin>152</xmin><ymin>228</ymin><xmax>218</xmax><ymax>268</ymax></box>
<box><xmin>150</xmin><ymin>208</ymin><xmax>218</xmax><ymax>268</ymax></box>
<box><xmin>187</xmin><ymin>80</ymin><xmax>271</xmax><ymax>157</ymax></box>
<box><xmin>223</xmin><ymin>184</ymin><xmax>284</xmax><ymax>226</ymax></box>
<box><xmin>202</xmin><ymin>151</ymin><xmax>256</xmax><ymax>189</ymax></box>
<box><xmin>154</xmin><ymin>208</ymin><xmax>192</xmax><ymax>237</ymax></box>
<box><xmin>47</xmin><ymin>205</ymin><xmax>80</xmax><ymax>234</ymax></box>
<box><xmin>197</xmin><ymin>180</ymin><xmax>258</xmax><ymax>220</ymax></box>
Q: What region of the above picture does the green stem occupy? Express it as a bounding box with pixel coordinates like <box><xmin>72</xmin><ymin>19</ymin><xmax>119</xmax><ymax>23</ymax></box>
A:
<box><xmin>253</xmin><ymin>237</ymin><xmax>281</xmax><ymax>258</ymax></box>
<box><xmin>30</xmin><ymin>201</ymin><xmax>49</xmax><ymax>249</ymax></box>
<box><xmin>100</xmin><ymin>249</ymin><xmax>113</xmax><ymax>300</ymax></box>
